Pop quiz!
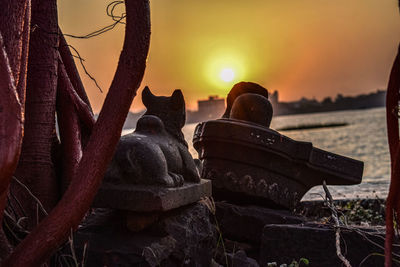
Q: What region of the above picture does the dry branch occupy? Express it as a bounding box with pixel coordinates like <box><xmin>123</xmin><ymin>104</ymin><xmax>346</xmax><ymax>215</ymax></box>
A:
<box><xmin>323</xmin><ymin>181</ymin><xmax>352</xmax><ymax>267</ymax></box>
<box><xmin>59</xmin><ymin>33</ymin><xmax>93</xmax><ymax>112</ymax></box>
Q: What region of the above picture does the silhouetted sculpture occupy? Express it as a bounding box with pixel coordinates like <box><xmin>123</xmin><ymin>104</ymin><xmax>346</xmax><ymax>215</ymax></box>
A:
<box><xmin>222</xmin><ymin>81</ymin><xmax>269</xmax><ymax>118</ymax></box>
<box><xmin>230</xmin><ymin>93</ymin><xmax>273</xmax><ymax>127</ymax></box>
<box><xmin>194</xmin><ymin>82</ymin><xmax>363</xmax><ymax>209</ymax></box>
<box><xmin>105</xmin><ymin>87</ymin><xmax>200</xmax><ymax>187</ymax></box>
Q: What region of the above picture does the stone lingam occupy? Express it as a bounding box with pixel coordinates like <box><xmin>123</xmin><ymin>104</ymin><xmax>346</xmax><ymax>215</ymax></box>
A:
<box><xmin>92</xmin><ymin>86</ymin><xmax>211</xmax><ymax>231</ymax></box>
<box><xmin>193</xmin><ymin>82</ymin><xmax>364</xmax><ymax>209</ymax></box>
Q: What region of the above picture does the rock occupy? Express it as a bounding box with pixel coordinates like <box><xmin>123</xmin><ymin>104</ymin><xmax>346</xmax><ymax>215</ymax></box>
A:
<box><xmin>156</xmin><ymin>203</ymin><xmax>217</xmax><ymax>266</ymax></box>
<box><xmin>226</xmin><ymin>250</ymin><xmax>260</xmax><ymax>267</ymax></box>
<box><xmin>126</xmin><ymin>212</ymin><xmax>160</xmax><ymax>232</ymax></box>
<box><xmin>73</xmin><ymin>203</ymin><xmax>217</xmax><ymax>267</ymax></box>
<box><xmin>259</xmin><ymin>223</ymin><xmax>387</xmax><ymax>267</ymax></box>
<box><xmin>216</xmin><ymin>202</ymin><xmax>305</xmax><ymax>244</ymax></box>
<box><xmin>92</xmin><ymin>180</ymin><xmax>211</xmax><ymax>212</ymax></box>
<box><xmin>210</xmin><ymin>259</ymin><xmax>223</xmax><ymax>267</ymax></box>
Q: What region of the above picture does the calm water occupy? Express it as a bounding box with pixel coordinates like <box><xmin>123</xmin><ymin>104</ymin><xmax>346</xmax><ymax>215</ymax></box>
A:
<box><xmin>124</xmin><ymin>107</ymin><xmax>390</xmax><ymax>200</ymax></box>
<box><xmin>183</xmin><ymin>107</ymin><xmax>390</xmax><ymax>200</ymax></box>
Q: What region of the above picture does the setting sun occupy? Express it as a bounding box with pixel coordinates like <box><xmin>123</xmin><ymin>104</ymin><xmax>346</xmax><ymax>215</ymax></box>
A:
<box><xmin>220</xmin><ymin>68</ymin><xmax>235</xmax><ymax>82</ymax></box>
<box><xmin>202</xmin><ymin>49</ymin><xmax>248</xmax><ymax>94</ymax></box>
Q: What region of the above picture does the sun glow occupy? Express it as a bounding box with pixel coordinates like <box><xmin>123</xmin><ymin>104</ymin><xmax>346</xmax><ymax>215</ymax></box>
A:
<box><xmin>204</xmin><ymin>48</ymin><xmax>248</xmax><ymax>93</ymax></box>
<box><xmin>220</xmin><ymin>68</ymin><xmax>235</xmax><ymax>82</ymax></box>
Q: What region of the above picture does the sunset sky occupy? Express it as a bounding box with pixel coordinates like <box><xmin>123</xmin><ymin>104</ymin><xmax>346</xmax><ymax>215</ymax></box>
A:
<box><xmin>58</xmin><ymin>0</ymin><xmax>400</xmax><ymax>112</ymax></box>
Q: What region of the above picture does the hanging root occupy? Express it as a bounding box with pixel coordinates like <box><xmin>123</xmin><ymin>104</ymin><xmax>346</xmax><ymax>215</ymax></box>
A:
<box><xmin>56</xmin><ymin>57</ymin><xmax>83</xmax><ymax>191</ymax></box>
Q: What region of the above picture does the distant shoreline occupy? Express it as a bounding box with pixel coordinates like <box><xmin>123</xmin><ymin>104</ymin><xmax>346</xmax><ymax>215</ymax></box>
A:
<box><xmin>120</xmin><ymin>92</ymin><xmax>385</xmax><ymax>129</ymax></box>
<box><xmin>277</xmin><ymin>122</ymin><xmax>349</xmax><ymax>131</ymax></box>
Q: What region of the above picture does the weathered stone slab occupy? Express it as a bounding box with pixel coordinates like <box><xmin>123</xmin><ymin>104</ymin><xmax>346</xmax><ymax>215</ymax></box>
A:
<box><xmin>259</xmin><ymin>223</ymin><xmax>387</xmax><ymax>267</ymax></box>
<box><xmin>216</xmin><ymin>202</ymin><xmax>305</xmax><ymax>244</ymax></box>
<box><xmin>92</xmin><ymin>180</ymin><xmax>211</xmax><ymax>212</ymax></box>
<box><xmin>193</xmin><ymin>119</ymin><xmax>363</xmax><ymax>209</ymax></box>
<box><xmin>72</xmin><ymin>203</ymin><xmax>217</xmax><ymax>267</ymax></box>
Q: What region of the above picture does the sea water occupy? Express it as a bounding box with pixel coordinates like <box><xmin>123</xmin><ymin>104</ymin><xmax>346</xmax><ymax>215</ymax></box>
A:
<box><xmin>125</xmin><ymin>107</ymin><xmax>390</xmax><ymax>201</ymax></box>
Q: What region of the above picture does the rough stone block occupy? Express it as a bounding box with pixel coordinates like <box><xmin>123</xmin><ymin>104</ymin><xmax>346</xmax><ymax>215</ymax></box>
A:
<box><xmin>216</xmin><ymin>202</ymin><xmax>305</xmax><ymax>244</ymax></box>
<box><xmin>73</xmin><ymin>203</ymin><xmax>217</xmax><ymax>267</ymax></box>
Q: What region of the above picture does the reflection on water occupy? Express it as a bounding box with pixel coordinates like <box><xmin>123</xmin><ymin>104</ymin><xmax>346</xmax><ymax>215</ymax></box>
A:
<box><xmin>183</xmin><ymin>107</ymin><xmax>389</xmax><ymax>200</ymax></box>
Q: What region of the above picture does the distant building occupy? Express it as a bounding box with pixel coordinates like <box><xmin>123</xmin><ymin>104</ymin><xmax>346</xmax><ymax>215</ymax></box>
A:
<box><xmin>270</xmin><ymin>90</ymin><xmax>279</xmax><ymax>105</ymax></box>
<box><xmin>185</xmin><ymin>89</ymin><xmax>385</xmax><ymax>123</ymax></box>
<box><xmin>197</xmin><ymin>95</ymin><xmax>225</xmax><ymax>119</ymax></box>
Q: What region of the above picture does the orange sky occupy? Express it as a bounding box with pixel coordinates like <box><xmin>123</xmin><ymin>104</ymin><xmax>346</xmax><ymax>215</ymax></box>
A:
<box><xmin>58</xmin><ymin>0</ymin><xmax>400</xmax><ymax>112</ymax></box>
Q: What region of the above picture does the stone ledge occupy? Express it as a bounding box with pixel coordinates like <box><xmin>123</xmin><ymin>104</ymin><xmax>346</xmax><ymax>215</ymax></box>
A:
<box><xmin>92</xmin><ymin>179</ymin><xmax>212</xmax><ymax>212</ymax></box>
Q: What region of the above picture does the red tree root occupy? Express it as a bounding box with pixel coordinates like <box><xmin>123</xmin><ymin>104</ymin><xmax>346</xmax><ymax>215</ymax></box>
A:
<box><xmin>57</xmin><ymin>53</ymin><xmax>95</xmax><ymax>131</ymax></box>
<box><xmin>59</xmin><ymin>34</ymin><xmax>94</xmax><ymax>145</ymax></box>
<box><xmin>0</xmin><ymin>0</ymin><xmax>30</xmax><ymax>206</ymax></box>
<box><xmin>0</xmin><ymin>1</ymin><xmax>30</xmax><ymax>259</ymax></box>
<box><xmin>56</xmin><ymin>58</ymin><xmax>83</xmax><ymax>192</ymax></box>
<box><xmin>12</xmin><ymin>0</ymin><xmax>60</xmax><ymax>229</ymax></box>
<box><xmin>58</xmin><ymin>32</ymin><xmax>93</xmax><ymax>113</ymax></box>
<box><xmin>15</xmin><ymin>1</ymin><xmax>31</xmax><ymax>107</ymax></box>
<box><xmin>0</xmin><ymin>32</ymin><xmax>24</xmax><ymax>237</ymax></box>
<box><xmin>385</xmin><ymin>45</ymin><xmax>400</xmax><ymax>267</ymax></box>
<box><xmin>3</xmin><ymin>0</ymin><xmax>151</xmax><ymax>265</ymax></box>
<box><xmin>0</xmin><ymin>0</ymin><xmax>31</xmax><ymax>87</ymax></box>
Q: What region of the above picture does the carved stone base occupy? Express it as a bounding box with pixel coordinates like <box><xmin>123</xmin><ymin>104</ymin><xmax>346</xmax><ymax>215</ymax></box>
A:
<box><xmin>203</xmin><ymin>159</ymin><xmax>305</xmax><ymax>209</ymax></box>
<box><xmin>92</xmin><ymin>179</ymin><xmax>212</xmax><ymax>212</ymax></box>
<box><xmin>193</xmin><ymin>119</ymin><xmax>363</xmax><ymax>209</ymax></box>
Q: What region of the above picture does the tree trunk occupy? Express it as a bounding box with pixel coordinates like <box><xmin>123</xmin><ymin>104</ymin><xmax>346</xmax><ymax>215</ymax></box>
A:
<box><xmin>12</xmin><ymin>0</ymin><xmax>59</xmax><ymax>229</ymax></box>
<box><xmin>385</xmin><ymin>45</ymin><xmax>400</xmax><ymax>267</ymax></box>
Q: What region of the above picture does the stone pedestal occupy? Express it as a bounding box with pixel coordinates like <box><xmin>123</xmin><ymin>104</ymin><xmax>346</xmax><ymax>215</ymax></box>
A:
<box><xmin>73</xmin><ymin>203</ymin><xmax>216</xmax><ymax>267</ymax></box>
<box><xmin>91</xmin><ymin>180</ymin><xmax>211</xmax><ymax>232</ymax></box>
<box><xmin>93</xmin><ymin>180</ymin><xmax>211</xmax><ymax>212</ymax></box>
